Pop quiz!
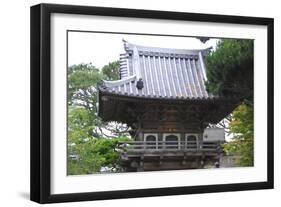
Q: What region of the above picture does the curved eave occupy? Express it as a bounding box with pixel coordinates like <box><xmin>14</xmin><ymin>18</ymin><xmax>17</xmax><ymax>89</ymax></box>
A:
<box><xmin>101</xmin><ymin>75</ymin><xmax>136</xmax><ymax>87</ymax></box>
<box><xmin>98</xmin><ymin>88</ymin><xmax>241</xmax><ymax>103</ymax></box>
<box><xmin>98</xmin><ymin>89</ymin><xmax>242</xmax><ymax>124</ymax></box>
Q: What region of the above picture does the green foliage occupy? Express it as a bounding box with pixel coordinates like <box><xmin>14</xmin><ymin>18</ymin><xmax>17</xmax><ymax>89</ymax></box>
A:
<box><xmin>68</xmin><ymin>63</ymin><xmax>103</xmax><ymax>111</ymax></box>
<box><xmin>205</xmin><ymin>39</ymin><xmax>254</xmax><ymax>166</ymax></box>
<box><xmin>68</xmin><ymin>106</ymin><xmax>94</xmax><ymax>141</ymax></box>
<box><xmin>101</xmin><ymin>61</ymin><xmax>120</xmax><ymax>81</ymax></box>
<box><xmin>68</xmin><ymin>136</ymin><xmax>130</xmax><ymax>175</ymax></box>
<box><xmin>205</xmin><ymin>39</ymin><xmax>253</xmax><ymax>102</ymax></box>
<box><xmin>223</xmin><ymin>103</ymin><xmax>254</xmax><ymax>166</ymax></box>
<box><xmin>67</xmin><ymin>62</ymin><xmax>130</xmax><ymax>175</ymax></box>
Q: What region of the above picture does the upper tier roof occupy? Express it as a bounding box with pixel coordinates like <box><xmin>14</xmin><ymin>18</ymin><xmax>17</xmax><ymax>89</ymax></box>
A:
<box><xmin>99</xmin><ymin>40</ymin><xmax>214</xmax><ymax>100</ymax></box>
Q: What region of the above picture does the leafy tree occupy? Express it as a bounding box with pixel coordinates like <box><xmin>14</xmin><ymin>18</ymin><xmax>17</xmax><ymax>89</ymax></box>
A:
<box><xmin>223</xmin><ymin>104</ymin><xmax>254</xmax><ymax>166</ymax></box>
<box><xmin>67</xmin><ymin>62</ymin><xmax>131</xmax><ymax>175</ymax></box>
<box><xmin>101</xmin><ymin>61</ymin><xmax>120</xmax><ymax>81</ymax></box>
<box><xmin>67</xmin><ymin>63</ymin><xmax>103</xmax><ymax>139</ymax></box>
<box><xmin>67</xmin><ymin>62</ymin><xmax>128</xmax><ymax>137</ymax></box>
<box><xmin>68</xmin><ymin>63</ymin><xmax>103</xmax><ymax>111</ymax></box>
<box><xmin>68</xmin><ymin>134</ymin><xmax>130</xmax><ymax>175</ymax></box>
<box><xmin>68</xmin><ymin>106</ymin><xmax>95</xmax><ymax>141</ymax></box>
<box><xmin>205</xmin><ymin>39</ymin><xmax>253</xmax><ymax>103</ymax></box>
<box><xmin>205</xmin><ymin>39</ymin><xmax>254</xmax><ymax>167</ymax></box>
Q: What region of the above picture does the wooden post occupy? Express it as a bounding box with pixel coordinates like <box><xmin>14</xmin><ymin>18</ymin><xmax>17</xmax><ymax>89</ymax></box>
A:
<box><xmin>156</xmin><ymin>135</ymin><xmax>158</xmax><ymax>150</ymax></box>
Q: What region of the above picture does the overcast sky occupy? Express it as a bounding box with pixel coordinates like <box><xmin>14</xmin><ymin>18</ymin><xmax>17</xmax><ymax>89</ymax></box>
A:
<box><xmin>68</xmin><ymin>32</ymin><xmax>219</xmax><ymax>68</ymax></box>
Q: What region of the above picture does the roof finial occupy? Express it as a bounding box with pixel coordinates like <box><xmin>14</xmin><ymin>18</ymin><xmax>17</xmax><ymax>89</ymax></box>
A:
<box><xmin>122</xmin><ymin>39</ymin><xmax>128</xmax><ymax>49</ymax></box>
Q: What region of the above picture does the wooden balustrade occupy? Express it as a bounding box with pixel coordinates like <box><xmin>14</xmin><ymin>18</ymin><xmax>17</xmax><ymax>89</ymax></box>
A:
<box><xmin>118</xmin><ymin>140</ymin><xmax>222</xmax><ymax>153</ymax></box>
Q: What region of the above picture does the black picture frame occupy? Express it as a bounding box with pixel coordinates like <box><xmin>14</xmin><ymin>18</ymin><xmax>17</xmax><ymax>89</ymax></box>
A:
<box><xmin>30</xmin><ymin>3</ymin><xmax>274</xmax><ymax>204</ymax></box>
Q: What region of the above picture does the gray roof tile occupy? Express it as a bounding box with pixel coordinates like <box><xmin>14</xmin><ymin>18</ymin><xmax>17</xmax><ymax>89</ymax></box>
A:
<box><xmin>99</xmin><ymin>41</ymin><xmax>214</xmax><ymax>100</ymax></box>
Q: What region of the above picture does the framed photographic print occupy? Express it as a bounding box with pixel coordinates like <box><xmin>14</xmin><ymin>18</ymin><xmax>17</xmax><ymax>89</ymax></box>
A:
<box><xmin>30</xmin><ymin>3</ymin><xmax>274</xmax><ymax>203</ymax></box>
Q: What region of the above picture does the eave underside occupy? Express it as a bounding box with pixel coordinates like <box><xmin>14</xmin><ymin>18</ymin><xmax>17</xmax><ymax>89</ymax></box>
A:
<box><xmin>98</xmin><ymin>91</ymin><xmax>241</xmax><ymax>128</ymax></box>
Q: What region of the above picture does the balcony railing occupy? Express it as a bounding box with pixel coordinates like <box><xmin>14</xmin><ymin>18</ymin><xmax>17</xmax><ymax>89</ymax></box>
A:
<box><xmin>118</xmin><ymin>140</ymin><xmax>222</xmax><ymax>154</ymax></box>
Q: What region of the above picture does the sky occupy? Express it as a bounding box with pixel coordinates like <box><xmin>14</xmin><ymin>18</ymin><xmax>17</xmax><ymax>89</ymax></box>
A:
<box><xmin>68</xmin><ymin>31</ymin><xmax>219</xmax><ymax>68</ymax></box>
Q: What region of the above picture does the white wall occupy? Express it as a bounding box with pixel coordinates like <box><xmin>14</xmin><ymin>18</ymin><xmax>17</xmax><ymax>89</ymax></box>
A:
<box><xmin>203</xmin><ymin>128</ymin><xmax>225</xmax><ymax>141</ymax></box>
<box><xmin>0</xmin><ymin>0</ymin><xmax>279</xmax><ymax>206</ymax></box>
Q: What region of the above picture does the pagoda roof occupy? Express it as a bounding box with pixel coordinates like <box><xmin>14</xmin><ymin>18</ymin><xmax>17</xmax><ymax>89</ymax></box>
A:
<box><xmin>99</xmin><ymin>40</ymin><xmax>215</xmax><ymax>100</ymax></box>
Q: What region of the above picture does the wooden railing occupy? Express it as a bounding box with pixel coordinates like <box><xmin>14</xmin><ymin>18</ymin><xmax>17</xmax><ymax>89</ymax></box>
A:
<box><xmin>118</xmin><ymin>140</ymin><xmax>222</xmax><ymax>153</ymax></box>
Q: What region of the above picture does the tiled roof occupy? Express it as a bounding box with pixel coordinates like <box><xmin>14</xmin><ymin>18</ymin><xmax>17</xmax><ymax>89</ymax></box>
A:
<box><xmin>99</xmin><ymin>40</ymin><xmax>214</xmax><ymax>100</ymax></box>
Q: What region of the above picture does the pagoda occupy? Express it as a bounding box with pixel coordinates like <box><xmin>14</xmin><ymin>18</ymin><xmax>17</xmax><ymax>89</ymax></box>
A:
<box><xmin>98</xmin><ymin>40</ymin><xmax>240</xmax><ymax>171</ymax></box>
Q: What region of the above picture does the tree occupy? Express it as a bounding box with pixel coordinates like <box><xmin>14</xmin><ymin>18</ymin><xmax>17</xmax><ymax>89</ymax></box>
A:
<box><xmin>68</xmin><ymin>63</ymin><xmax>102</xmax><ymax>111</ymax></box>
<box><xmin>67</xmin><ymin>63</ymin><xmax>103</xmax><ymax>139</ymax></box>
<box><xmin>67</xmin><ymin>62</ymin><xmax>129</xmax><ymax>137</ymax></box>
<box><xmin>205</xmin><ymin>39</ymin><xmax>254</xmax><ymax>167</ymax></box>
<box><xmin>68</xmin><ymin>131</ymin><xmax>130</xmax><ymax>175</ymax></box>
<box><xmin>67</xmin><ymin>62</ymin><xmax>131</xmax><ymax>175</ymax></box>
<box><xmin>223</xmin><ymin>104</ymin><xmax>254</xmax><ymax>166</ymax></box>
<box><xmin>205</xmin><ymin>39</ymin><xmax>253</xmax><ymax>103</ymax></box>
<box><xmin>101</xmin><ymin>61</ymin><xmax>120</xmax><ymax>81</ymax></box>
